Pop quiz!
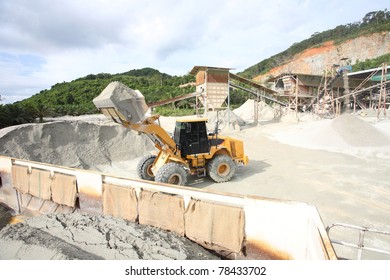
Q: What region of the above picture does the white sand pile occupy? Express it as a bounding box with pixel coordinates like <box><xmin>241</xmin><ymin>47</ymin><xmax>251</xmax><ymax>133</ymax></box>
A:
<box><xmin>262</xmin><ymin>114</ymin><xmax>390</xmax><ymax>158</ymax></box>
<box><xmin>204</xmin><ymin>110</ymin><xmax>246</xmax><ymax>132</ymax></box>
<box><xmin>332</xmin><ymin>114</ymin><xmax>390</xmax><ymax>147</ymax></box>
<box><xmin>0</xmin><ymin>120</ymin><xmax>154</xmax><ymax>170</ymax></box>
<box><xmin>43</xmin><ymin>114</ymin><xmax>107</xmax><ymax>123</ymax></box>
<box><xmin>233</xmin><ymin>99</ymin><xmax>275</xmax><ymax>122</ymax></box>
<box><xmin>0</xmin><ymin>212</ymin><xmax>219</xmax><ymax>260</ymax></box>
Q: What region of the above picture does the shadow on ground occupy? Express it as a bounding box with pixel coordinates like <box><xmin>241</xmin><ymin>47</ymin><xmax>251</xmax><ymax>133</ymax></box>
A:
<box><xmin>187</xmin><ymin>160</ymin><xmax>271</xmax><ymax>189</ymax></box>
<box><xmin>0</xmin><ymin>203</ymin><xmax>13</xmax><ymax>231</ymax></box>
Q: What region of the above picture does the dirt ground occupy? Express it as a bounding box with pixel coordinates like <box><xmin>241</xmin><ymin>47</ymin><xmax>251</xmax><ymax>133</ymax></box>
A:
<box><xmin>1</xmin><ymin>109</ymin><xmax>389</xmax><ymax>260</ymax></box>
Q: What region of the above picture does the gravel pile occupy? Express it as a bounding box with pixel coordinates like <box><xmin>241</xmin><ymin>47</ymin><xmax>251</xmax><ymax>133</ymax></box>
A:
<box><xmin>262</xmin><ymin>113</ymin><xmax>390</xmax><ymax>158</ymax></box>
<box><xmin>233</xmin><ymin>99</ymin><xmax>275</xmax><ymax>121</ymax></box>
<box><xmin>332</xmin><ymin>114</ymin><xmax>390</xmax><ymax>147</ymax></box>
<box><xmin>0</xmin><ymin>212</ymin><xmax>220</xmax><ymax>260</ymax></box>
<box><xmin>0</xmin><ymin>120</ymin><xmax>154</xmax><ymax>170</ymax></box>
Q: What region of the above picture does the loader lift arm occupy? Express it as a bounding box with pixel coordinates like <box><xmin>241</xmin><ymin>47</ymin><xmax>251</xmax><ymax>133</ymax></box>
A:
<box><xmin>130</xmin><ymin>121</ymin><xmax>176</xmax><ymax>151</ymax></box>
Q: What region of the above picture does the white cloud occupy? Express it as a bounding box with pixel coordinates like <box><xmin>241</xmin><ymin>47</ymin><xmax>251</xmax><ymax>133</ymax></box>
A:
<box><xmin>0</xmin><ymin>0</ymin><xmax>389</xmax><ymax>103</ymax></box>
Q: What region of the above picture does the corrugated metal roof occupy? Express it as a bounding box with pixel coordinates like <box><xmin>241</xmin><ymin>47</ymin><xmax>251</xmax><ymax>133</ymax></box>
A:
<box><xmin>347</xmin><ymin>65</ymin><xmax>390</xmax><ymax>79</ymax></box>
<box><xmin>266</xmin><ymin>73</ymin><xmax>323</xmax><ymax>82</ymax></box>
<box><xmin>189</xmin><ymin>66</ymin><xmax>233</xmax><ymax>75</ymax></box>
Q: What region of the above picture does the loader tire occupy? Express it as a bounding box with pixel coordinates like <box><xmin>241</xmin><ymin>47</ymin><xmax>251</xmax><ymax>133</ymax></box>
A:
<box><xmin>137</xmin><ymin>155</ymin><xmax>157</xmax><ymax>181</ymax></box>
<box><xmin>155</xmin><ymin>163</ymin><xmax>188</xmax><ymax>185</ymax></box>
<box><xmin>207</xmin><ymin>154</ymin><xmax>237</xmax><ymax>183</ymax></box>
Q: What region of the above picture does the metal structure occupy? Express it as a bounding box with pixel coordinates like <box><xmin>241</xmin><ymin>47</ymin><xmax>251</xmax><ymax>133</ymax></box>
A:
<box><xmin>267</xmin><ymin>63</ymin><xmax>390</xmax><ymax>118</ymax></box>
<box><xmin>327</xmin><ymin>223</ymin><xmax>390</xmax><ymax>260</ymax></box>
<box><xmin>377</xmin><ymin>63</ymin><xmax>388</xmax><ymax>118</ymax></box>
<box><xmin>147</xmin><ymin>91</ymin><xmax>201</xmax><ymax>108</ymax></box>
<box><xmin>315</xmin><ymin>67</ymin><xmax>338</xmax><ymax>117</ymax></box>
<box><xmin>149</xmin><ymin>64</ymin><xmax>389</xmax><ymax>123</ymax></box>
<box><xmin>190</xmin><ymin>66</ymin><xmax>232</xmax><ymax>115</ymax></box>
<box><xmin>229</xmin><ymin>73</ymin><xmax>286</xmax><ymax>106</ymax></box>
<box><xmin>188</xmin><ymin>66</ymin><xmax>288</xmax><ymax>124</ymax></box>
<box><xmin>228</xmin><ymin>73</ymin><xmax>287</xmax><ymax>124</ymax></box>
<box><xmin>321</xmin><ymin>63</ymin><xmax>390</xmax><ymax>119</ymax></box>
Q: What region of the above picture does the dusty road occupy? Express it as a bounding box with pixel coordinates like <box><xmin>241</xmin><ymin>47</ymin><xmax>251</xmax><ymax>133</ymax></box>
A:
<box><xmin>203</xmin><ymin>125</ymin><xmax>390</xmax><ymax>230</ymax></box>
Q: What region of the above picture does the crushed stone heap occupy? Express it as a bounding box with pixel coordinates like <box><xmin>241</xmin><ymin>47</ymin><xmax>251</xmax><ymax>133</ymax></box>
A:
<box><xmin>0</xmin><ymin>120</ymin><xmax>154</xmax><ymax>170</ymax></box>
<box><xmin>233</xmin><ymin>99</ymin><xmax>275</xmax><ymax>122</ymax></box>
<box><xmin>0</xmin><ymin>213</ymin><xmax>220</xmax><ymax>260</ymax></box>
<box><xmin>332</xmin><ymin>114</ymin><xmax>390</xmax><ymax>147</ymax></box>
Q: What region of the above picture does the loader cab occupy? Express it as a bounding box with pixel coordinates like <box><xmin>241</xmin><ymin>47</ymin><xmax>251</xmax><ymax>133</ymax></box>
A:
<box><xmin>174</xmin><ymin>119</ymin><xmax>210</xmax><ymax>157</ymax></box>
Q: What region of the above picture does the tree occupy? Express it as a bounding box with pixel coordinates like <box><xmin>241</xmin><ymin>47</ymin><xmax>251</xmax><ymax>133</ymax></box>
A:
<box><xmin>0</xmin><ymin>104</ymin><xmax>35</xmax><ymax>129</ymax></box>
<box><xmin>17</xmin><ymin>67</ymin><xmax>196</xmax><ymax>118</ymax></box>
<box><xmin>34</xmin><ymin>101</ymin><xmax>52</xmax><ymax>122</ymax></box>
<box><xmin>66</xmin><ymin>93</ymin><xmax>75</xmax><ymax>104</ymax></box>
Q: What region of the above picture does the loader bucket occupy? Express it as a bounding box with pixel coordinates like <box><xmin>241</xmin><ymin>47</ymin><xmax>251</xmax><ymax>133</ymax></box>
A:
<box><xmin>93</xmin><ymin>81</ymin><xmax>149</xmax><ymax>124</ymax></box>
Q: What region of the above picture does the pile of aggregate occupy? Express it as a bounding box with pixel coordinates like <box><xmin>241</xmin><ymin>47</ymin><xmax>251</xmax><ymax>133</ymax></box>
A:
<box><xmin>0</xmin><ymin>212</ymin><xmax>220</xmax><ymax>260</ymax></box>
<box><xmin>0</xmin><ymin>120</ymin><xmax>154</xmax><ymax>170</ymax></box>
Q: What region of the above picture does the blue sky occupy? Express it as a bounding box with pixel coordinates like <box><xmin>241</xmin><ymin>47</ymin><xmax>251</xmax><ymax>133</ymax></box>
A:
<box><xmin>0</xmin><ymin>0</ymin><xmax>389</xmax><ymax>104</ymax></box>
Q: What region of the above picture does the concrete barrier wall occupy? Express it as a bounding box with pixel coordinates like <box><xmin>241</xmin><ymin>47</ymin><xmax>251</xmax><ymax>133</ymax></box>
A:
<box><xmin>0</xmin><ymin>156</ymin><xmax>336</xmax><ymax>260</ymax></box>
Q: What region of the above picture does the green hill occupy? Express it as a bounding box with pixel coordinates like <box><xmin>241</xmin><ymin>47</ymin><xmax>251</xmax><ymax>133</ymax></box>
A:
<box><xmin>22</xmin><ymin>67</ymin><xmax>194</xmax><ymax>114</ymax></box>
<box><xmin>0</xmin><ymin>68</ymin><xmax>195</xmax><ymax>128</ymax></box>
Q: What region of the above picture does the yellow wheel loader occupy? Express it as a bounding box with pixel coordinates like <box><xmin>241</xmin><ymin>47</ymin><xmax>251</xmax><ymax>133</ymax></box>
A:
<box><xmin>93</xmin><ymin>81</ymin><xmax>248</xmax><ymax>185</ymax></box>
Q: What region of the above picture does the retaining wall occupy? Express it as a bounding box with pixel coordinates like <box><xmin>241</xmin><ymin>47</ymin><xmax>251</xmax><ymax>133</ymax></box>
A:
<box><xmin>0</xmin><ymin>156</ymin><xmax>336</xmax><ymax>260</ymax></box>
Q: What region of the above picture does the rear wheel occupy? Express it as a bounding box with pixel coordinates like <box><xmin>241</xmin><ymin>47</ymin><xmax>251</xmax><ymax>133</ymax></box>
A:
<box><xmin>207</xmin><ymin>154</ymin><xmax>237</xmax><ymax>183</ymax></box>
<box><xmin>155</xmin><ymin>162</ymin><xmax>188</xmax><ymax>185</ymax></box>
<box><xmin>137</xmin><ymin>155</ymin><xmax>157</xmax><ymax>181</ymax></box>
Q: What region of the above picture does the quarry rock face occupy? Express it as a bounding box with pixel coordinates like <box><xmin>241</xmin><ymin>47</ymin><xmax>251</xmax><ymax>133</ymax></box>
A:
<box><xmin>254</xmin><ymin>32</ymin><xmax>390</xmax><ymax>82</ymax></box>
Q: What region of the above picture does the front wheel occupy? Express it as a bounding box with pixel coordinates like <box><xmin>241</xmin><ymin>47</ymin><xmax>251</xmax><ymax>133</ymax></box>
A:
<box><xmin>137</xmin><ymin>155</ymin><xmax>157</xmax><ymax>181</ymax></box>
<box><xmin>207</xmin><ymin>154</ymin><xmax>237</xmax><ymax>183</ymax></box>
<box><xmin>155</xmin><ymin>163</ymin><xmax>188</xmax><ymax>185</ymax></box>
